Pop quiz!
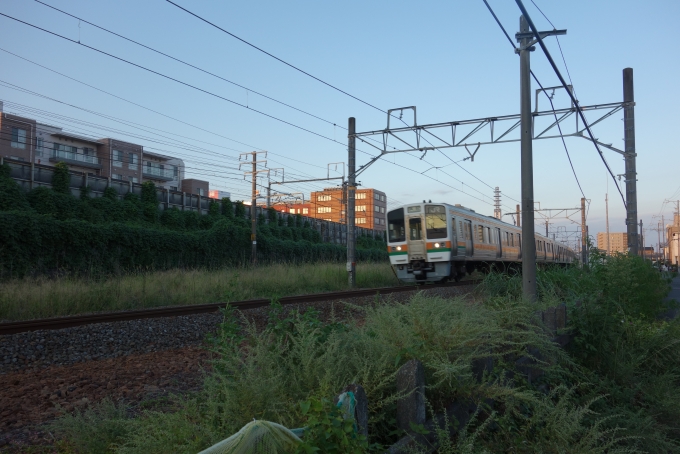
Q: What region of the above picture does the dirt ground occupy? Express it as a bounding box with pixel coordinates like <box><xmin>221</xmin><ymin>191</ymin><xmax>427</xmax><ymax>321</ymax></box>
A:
<box><xmin>0</xmin><ymin>346</ymin><xmax>211</xmax><ymax>452</ymax></box>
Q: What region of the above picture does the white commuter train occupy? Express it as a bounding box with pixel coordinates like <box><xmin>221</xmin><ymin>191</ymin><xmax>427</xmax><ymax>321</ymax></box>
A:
<box><xmin>387</xmin><ymin>202</ymin><xmax>576</xmax><ymax>283</ymax></box>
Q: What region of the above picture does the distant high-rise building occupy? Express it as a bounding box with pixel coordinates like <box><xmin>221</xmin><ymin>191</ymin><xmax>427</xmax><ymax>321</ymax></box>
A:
<box><xmin>597</xmin><ymin>232</ymin><xmax>628</xmax><ymax>254</ymax></box>
<box><xmin>270</xmin><ymin>187</ymin><xmax>387</xmax><ymax>230</ymax></box>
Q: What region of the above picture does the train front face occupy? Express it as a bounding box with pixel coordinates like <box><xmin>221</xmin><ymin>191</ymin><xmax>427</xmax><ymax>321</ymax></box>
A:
<box><xmin>387</xmin><ymin>203</ymin><xmax>452</xmax><ymax>283</ymax></box>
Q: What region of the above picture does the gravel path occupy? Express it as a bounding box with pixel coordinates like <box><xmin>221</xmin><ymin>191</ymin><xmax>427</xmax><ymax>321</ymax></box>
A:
<box><xmin>0</xmin><ymin>285</ymin><xmax>473</xmax><ymax>451</ymax></box>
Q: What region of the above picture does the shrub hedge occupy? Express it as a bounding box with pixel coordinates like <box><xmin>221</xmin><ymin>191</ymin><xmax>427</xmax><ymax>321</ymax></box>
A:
<box><xmin>0</xmin><ymin>165</ymin><xmax>387</xmax><ymax>278</ymax></box>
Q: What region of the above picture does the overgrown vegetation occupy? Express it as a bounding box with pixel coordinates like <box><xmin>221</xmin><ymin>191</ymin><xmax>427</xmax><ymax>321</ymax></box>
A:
<box><xmin>0</xmin><ymin>262</ymin><xmax>397</xmax><ymax>321</ymax></box>
<box><xmin>0</xmin><ymin>163</ymin><xmax>386</xmax><ymax>279</ymax></box>
<box><xmin>48</xmin><ymin>251</ymin><xmax>680</xmax><ymax>453</ymax></box>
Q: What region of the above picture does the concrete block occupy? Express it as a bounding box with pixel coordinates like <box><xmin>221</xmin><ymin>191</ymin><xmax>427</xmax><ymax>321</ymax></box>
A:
<box><xmin>396</xmin><ymin>359</ymin><xmax>426</xmax><ymax>432</ymax></box>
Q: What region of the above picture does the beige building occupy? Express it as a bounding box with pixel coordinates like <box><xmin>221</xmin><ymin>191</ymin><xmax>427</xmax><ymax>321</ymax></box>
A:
<box><xmin>666</xmin><ymin>214</ymin><xmax>680</xmax><ymax>265</ymax></box>
<box><xmin>597</xmin><ymin>232</ymin><xmax>628</xmax><ymax>254</ymax></box>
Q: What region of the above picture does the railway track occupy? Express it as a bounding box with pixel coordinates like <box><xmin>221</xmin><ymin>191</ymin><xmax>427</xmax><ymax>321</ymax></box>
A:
<box><xmin>0</xmin><ymin>279</ymin><xmax>481</xmax><ymax>335</ymax></box>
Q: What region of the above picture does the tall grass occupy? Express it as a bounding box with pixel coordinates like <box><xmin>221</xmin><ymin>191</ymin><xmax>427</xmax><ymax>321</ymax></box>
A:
<box><xmin>48</xmin><ymin>253</ymin><xmax>680</xmax><ymax>452</ymax></box>
<box><xmin>0</xmin><ymin>262</ymin><xmax>397</xmax><ymax>321</ymax></box>
<box><xmin>50</xmin><ymin>293</ymin><xmax>635</xmax><ymax>453</ymax></box>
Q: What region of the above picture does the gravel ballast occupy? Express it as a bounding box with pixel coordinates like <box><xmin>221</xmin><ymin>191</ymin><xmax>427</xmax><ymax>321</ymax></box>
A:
<box><xmin>1</xmin><ymin>285</ymin><xmax>472</xmax><ymax>374</ymax></box>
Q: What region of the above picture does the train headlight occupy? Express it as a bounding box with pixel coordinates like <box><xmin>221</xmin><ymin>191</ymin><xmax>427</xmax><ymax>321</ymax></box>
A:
<box><xmin>434</xmin><ymin>243</ymin><xmax>440</xmax><ymax>248</ymax></box>
<box><xmin>396</xmin><ymin>246</ymin><xmax>402</xmax><ymax>251</ymax></box>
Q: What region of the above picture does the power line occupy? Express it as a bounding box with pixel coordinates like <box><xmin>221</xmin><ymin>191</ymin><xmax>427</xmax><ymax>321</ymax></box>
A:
<box><xmin>164</xmin><ymin>0</ymin><xmax>387</xmax><ymax>115</ymax></box>
<box><xmin>34</xmin><ymin>0</ymin><xmax>345</xmax><ymax>130</ymax></box>
<box><xmin>528</xmin><ymin>0</ymin><xmax>576</xmax><ymax>95</ymax></box>
<box><xmin>0</xmin><ymin>12</ymin><xmax>343</xmax><ymax>144</ymax></box>
<box><xmin>0</xmin><ymin>47</ymin><xmax>338</xmax><ymax>178</ymax></box>
<box><xmin>513</xmin><ymin>0</ymin><xmax>626</xmax><ymax>207</ymax></box>
<box><xmin>0</xmin><ymin>15</ymin><xmax>482</xmax><ymax>209</ymax></box>
<box><xmin>481</xmin><ymin>0</ymin><xmax>585</xmax><ymax>199</ymax></box>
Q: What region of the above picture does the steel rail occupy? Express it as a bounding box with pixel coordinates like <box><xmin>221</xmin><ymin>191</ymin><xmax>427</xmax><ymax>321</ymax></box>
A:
<box><xmin>0</xmin><ymin>280</ymin><xmax>481</xmax><ymax>335</ymax></box>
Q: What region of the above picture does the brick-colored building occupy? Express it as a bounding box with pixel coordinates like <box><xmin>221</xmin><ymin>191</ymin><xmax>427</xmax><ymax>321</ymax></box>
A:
<box><xmin>269</xmin><ymin>187</ymin><xmax>387</xmax><ymax>230</ymax></box>
<box><xmin>1</xmin><ymin>105</ymin><xmax>185</xmax><ymax>190</ymax></box>
<box><xmin>597</xmin><ymin>232</ymin><xmax>628</xmax><ymax>254</ymax></box>
<box><xmin>181</xmin><ymin>178</ymin><xmax>209</xmax><ymax>196</ymax></box>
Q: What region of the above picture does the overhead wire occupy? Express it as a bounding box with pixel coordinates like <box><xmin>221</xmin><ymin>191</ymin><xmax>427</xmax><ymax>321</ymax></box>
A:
<box><xmin>512</xmin><ymin>0</ymin><xmax>626</xmax><ymax>207</ymax></box>
<box><xmin>33</xmin><ymin>0</ymin><xmax>347</xmax><ymax>131</ymax></box>
<box><xmin>481</xmin><ymin>0</ymin><xmax>586</xmax><ymax>200</ymax></box>
<box><xmin>163</xmin><ymin>0</ymin><xmax>512</xmax><ymax>203</ymax></box>
<box><xmin>2</xmin><ymin>9</ymin><xmax>488</xmax><ymax>210</ymax></box>
<box><xmin>164</xmin><ymin>0</ymin><xmax>387</xmax><ymax>115</ymax></box>
<box><xmin>0</xmin><ymin>12</ymin><xmax>343</xmax><ymax>144</ymax></box>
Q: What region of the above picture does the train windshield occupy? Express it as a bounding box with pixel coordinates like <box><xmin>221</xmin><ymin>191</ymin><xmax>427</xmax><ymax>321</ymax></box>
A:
<box><xmin>387</xmin><ymin>208</ymin><xmax>405</xmax><ymax>242</ymax></box>
<box><xmin>425</xmin><ymin>205</ymin><xmax>447</xmax><ymax>239</ymax></box>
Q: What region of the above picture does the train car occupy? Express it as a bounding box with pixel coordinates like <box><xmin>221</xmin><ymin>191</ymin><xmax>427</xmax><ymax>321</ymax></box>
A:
<box><xmin>387</xmin><ymin>202</ymin><xmax>575</xmax><ymax>283</ymax></box>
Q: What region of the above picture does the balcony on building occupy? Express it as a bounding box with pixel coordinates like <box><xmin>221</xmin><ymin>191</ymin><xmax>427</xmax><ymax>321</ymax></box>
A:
<box><xmin>143</xmin><ymin>164</ymin><xmax>175</xmax><ymax>181</ymax></box>
<box><xmin>47</xmin><ymin>132</ymin><xmax>103</xmax><ymax>170</ymax></box>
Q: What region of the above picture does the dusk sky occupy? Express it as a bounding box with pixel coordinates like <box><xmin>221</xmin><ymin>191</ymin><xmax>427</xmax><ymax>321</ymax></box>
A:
<box><xmin>0</xmin><ymin>0</ymin><xmax>678</xmax><ymax>250</ymax></box>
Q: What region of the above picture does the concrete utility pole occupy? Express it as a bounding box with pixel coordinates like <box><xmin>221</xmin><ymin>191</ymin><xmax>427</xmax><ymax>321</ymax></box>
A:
<box><xmin>347</xmin><ymin>117</ymin><xmax>357</xmax><ymax>288</ymax></box>
<box><xmin>623</xmin><ymin>68</ymin><xmax>638</xmax><ymax>255</ymax></box>
<box><xmin>515</xmin><ymin>15</ymin><xmax>565</xmax><ymax>301</ymax></box>
<box><xmin>518</xmin><ymin>15</ymin><xmax>537</xmax><ymax>302</ymax></box>
<box><xmin>240</xmin><ymin>151</ymin><xmax>268</xmax><ymax>264</ymax></box>
<box><xmin>252</xmin><ymin>156</ymin><xmax>257</xmax><ymax>263</ymax></box>
<box><xmin>605</xmin><ymin>193</ymin><xmax>610</xmax><ymax>255</ymax></box>
<box><xmin>581</xmin><ymin>197</ymin><xmax>587</xmax><ymax>265</ymax></box>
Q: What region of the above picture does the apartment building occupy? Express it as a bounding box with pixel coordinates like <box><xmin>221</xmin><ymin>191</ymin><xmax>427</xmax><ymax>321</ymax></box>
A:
<box><xmin>596</xmin><ymin>232</ymin><xmax>628</xmax><ymax>254</ymax></box>
<box><xmin>270</xmin><ymin>187</ymin><xmax>387</xmax><ymax>230</ymax></box>
<box><xmin>181</xmin><ymin>179</ymin><xmax>209</xmax><ymax>196</ymax></box>
<box><xmin>0</xmin><ymin>105</ymin><xmax>188</xmax><ymax>190</ymax></box>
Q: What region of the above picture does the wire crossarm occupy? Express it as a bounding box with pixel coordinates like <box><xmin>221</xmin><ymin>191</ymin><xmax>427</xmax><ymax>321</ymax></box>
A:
<box><xmin>352</xmin><ymin>101</ymin><xmax>631</xmax><ymax>158</ymax></box>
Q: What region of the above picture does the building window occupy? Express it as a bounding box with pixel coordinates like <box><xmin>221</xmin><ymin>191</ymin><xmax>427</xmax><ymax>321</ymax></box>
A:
<box><xmin>172</xmin><ymin>165</ymin><xmax>179</xmax><ymax>178</ymax></box>
<box><xmin>11</xmin><ymin>127</ymin><xmax>27</xmax><ymax>149</ymax></box>
<box><xmin>374</xmin><ymin>193</ymin><xmax>379</xmax><ymax>200</ymax></box>
<box><xmin>83</xmin><ymin>147</ymin><xmax>93</xmax><ymax>155</ymax></box>
<box><xmin>375</xmin><ymin>205</ymin><xmax>380</xmax><ymax>212</ymax></box>
<box><xmin>170</xmin><ymin>186</ymin><xmax>178</xmax><ymax>191</ymax></box>
<box><xmin>356</xmin><ymin>217</ymin><xmax>367</xmax><ymax>224</ymax></box>
<box><xmin>380</xmin><ymin>207</ymin><xmax>385</xmax><ymax>213</ymax></box>
<box><xmin>36</xmin><ymin>138</ymin><xmax>44</xmax><ymax>157</ymax></box>
<box><xmin>318</xmin><ymin>206</ymin><xmax>331</xmax><ymax>213</ymax></box>
<box><xmin>112</xmin><ymin>173</ymin><xmax>123</xmax><ymax>180</ymax></box>
<box><xmin>302</xmin><ymin>208</ymin><xmax>309</xmax><ymax>214</ymax></box>
<box><xmin>317</xmin><ymin>195</ymin><xmax>331</xmax><ymax>202</ymax></box>
<box><xmin>289</xmin><ymin>209</ymin><xmax>296</xmax><ymax>214</ymax></box>
<box><xmin>356</xmin><ymin>193</ymin><xmax>366</xmax><ymax>200</ymax></box>
<box><xmin>355</xmin><ymin>205</ymin><xmax>366</xmax><ymax>212</ymax></box>
<box><xmin>128</xmin><ymin>176</ymin><xmax>138</xmax><ymax>183</ymax></box>
<box><xmin>198</xmin><ymin>188</ymin><xmax>206</xmax><ymax>196</ymax></box>
<box><xmin>128</xmin><ymin>152</ymin><xmax>138</xmax><ymax>170</ymax></box>
<box><xmin>381</xmin><ymin>195</ymin><xmax>386</xmax><ymax>202</ymax></box>
<box><xmin>113</xmin><ymin>149</ymin><xmax>123</xmax><ymax>167</ymax></box>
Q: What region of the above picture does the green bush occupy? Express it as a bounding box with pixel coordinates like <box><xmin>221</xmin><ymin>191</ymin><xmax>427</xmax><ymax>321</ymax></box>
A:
<box><xmin>0</xmin><ymin>169</ymin><xmax>31</xmax><ymax>212</ymax></box>
<box><xmin>52</xmin><ymin>162</ymin><xmax>71</xmax><ymax>194</ymax></box>
<box><xmin>0</xmin><ymin>178</ymin><xmax>387</xmax><ymax>278</ymax></box>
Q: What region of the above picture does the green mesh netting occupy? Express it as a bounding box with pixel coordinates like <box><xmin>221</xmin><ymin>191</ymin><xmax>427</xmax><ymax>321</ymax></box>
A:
<box><xmin>198</xmin><ymin>391</ymin><xmax>357</xmax><ymax>454</ymax></box>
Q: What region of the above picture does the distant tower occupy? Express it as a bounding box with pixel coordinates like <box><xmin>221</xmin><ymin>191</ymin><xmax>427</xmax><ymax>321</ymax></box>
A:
<box><xmin>493</xmin><ymin>187</ymin><xmax>502</xmax><ymax>219</ymax></box>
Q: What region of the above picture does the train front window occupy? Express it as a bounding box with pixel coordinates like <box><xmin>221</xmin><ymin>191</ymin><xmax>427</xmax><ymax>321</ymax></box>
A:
<box><xmin>425</xmin><ymin>205</ymin><xmax>447</xmax><ymax>239</ymax></box>
<box><xmin>387</xmin><ymin>208</ymin><xmax>405</xmax><ymax>242</ymax></box>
